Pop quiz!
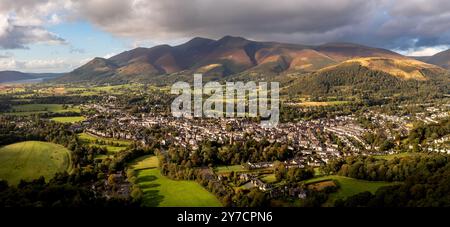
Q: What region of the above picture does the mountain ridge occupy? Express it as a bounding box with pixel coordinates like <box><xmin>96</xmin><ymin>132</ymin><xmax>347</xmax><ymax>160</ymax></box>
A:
<box><xmin>55</xmin><ymin>36</ymin><xmax>448</xmax><ymax>84</ymax></box>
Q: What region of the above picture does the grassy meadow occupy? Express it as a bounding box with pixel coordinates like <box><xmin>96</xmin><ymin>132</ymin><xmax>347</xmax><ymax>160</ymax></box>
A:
<box><xmin>0</xmin><ymin>141</ymin><xmax>72</xmax><ymax>185</ymax></box>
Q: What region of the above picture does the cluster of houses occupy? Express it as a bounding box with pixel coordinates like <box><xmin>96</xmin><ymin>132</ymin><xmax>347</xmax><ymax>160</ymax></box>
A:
<box><xmin>78</xmin><ymin>97</ymin><xmax>449</xmax><ymax>170</ymax></box>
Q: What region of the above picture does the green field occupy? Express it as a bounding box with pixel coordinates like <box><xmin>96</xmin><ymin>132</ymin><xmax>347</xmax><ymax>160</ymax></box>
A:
<box><xmin>129</xmin><ymin>155</ymin><xmax>222</xmax><ymax>207</ymax></box>
<box><xmin>0</xmin><ymin>141</ymin><xmax>72</xmax><ymax>185</ymax></box>
<box><xmin>78</xmin><ymin>133</ymin><xmax>131</xmax><ymax>157</ymax></box>
<box><xmin>214</xmin><ymin>165</ymin><xmax>246</xmax><ymax>173</ymax></box>
<box><xmin>51</xmin><ymin>116</ymin><xmax>86</xmax><ymax>123</ymax></box>
<box><xmin>305</xmin><ymin>175</ymin><xmax>397</xmax><ymax>206</ymax></box>
<box><xmin>261</xmin><ymin>174</ymin><xmax>277</xmax><ymax>183</ymax></box>
<box><xmin>6</xmin><ymin>104</ymin><xmax>80</xmax><ymax>115</ymax></box>
<box><xmin>374</xmin><ymin>152</ymin><xmax>416</xmax><ymax>160</ymax></box>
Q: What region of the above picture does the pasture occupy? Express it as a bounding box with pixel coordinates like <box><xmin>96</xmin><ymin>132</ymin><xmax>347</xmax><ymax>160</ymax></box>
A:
<box><xmin>0</xmin><ymin>141</ymin><xmax>71</xmax><ymax>185</ymax></box>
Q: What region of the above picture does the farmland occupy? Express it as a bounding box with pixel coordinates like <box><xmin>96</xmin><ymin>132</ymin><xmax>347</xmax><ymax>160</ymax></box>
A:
<box><xmin>5</xmin><ymin>104</ymin><xmax>80</xmax><ymax>115</ymax></box>
<box><xmin>0</xmin><ymin>141</ymin><xmax>72</xmax><ymax>185</ymax></box>
<box><xmin>129</xmin><ymin>155</ymin><xmax>222</xmax><ymax>207</ymax></box>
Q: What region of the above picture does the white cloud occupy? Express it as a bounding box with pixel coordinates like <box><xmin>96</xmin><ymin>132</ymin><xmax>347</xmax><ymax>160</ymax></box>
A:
<box><xmin>65</xmin><ymin>0</ymin><xmax>450</xmax><ymax>50</ymax></box>
<box><xmin>0</xmin><ymin>56</ymin><xmax>75</xmax><ymax>72</ymax></box>
<box><xmin>0</xmin><ymin>0</ymin><xmax>69</xmax><ymax>49</ymax></box>
<box><xmin>0</xmin><ymin>57</ymin><xmax>18</xmax><ymax>69</ymax></box>
<box><xmin>103</xmin><ymin>53</ymin><xmax>116</xmax><ymax>59</ymax></box>
<box><xmin>396</xmin><ymin>45</ymin><xmax>450</xmax><ymax>56</ymax></box>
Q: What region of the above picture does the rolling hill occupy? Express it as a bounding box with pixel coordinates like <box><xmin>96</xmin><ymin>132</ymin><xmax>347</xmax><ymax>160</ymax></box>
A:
<box><xmin>425</xmin><ymin>49</ymin><xmax>450</xmax><ymax>69</ymax></box>
<box><xmin>285</xmin><ymin>57</ymin><xmax>449</xmax><ymax>97</ymax></box>
<box><xmin>0</xmin><ymin>71</ymin><xmax>34</xmax><ymax>83</ymax></box>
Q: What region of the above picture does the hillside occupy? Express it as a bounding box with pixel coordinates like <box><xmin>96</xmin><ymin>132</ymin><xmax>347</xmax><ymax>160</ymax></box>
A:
<box><xmin>426</xmin><ymin>49</ymin><xmax>450</xmax><ymax>69</ymax></box>
<box><xmin>285</xmin><ymin>59</ymin><xmax>449</xmax><ymax>97</ymax></box>
<box><xmin>319</xmin><ymin>57</ymin><xmax>445</xmax><ymax>81</ymax></box>
<box><xmin>0</xmin><ymin>71</ymin><xmax>34</xmax><ymax>83</ymax></box>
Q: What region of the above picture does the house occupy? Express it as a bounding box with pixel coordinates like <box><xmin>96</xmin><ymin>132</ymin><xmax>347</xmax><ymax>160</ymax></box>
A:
<box><xmin>250</xmin><ymin>178</ymin><xmax>272</xmax><ymax>191</ymax></box>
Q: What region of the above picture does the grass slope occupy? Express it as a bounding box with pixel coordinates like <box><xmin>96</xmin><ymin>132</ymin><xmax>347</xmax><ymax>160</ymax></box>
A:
<box><xmin>129</xmin><ymin>155</ymin><xmax>222</xmax><ymax>207</ymax></box>
<box><xmin>0</xmin><ymin>141</ymin><xmax>71</xmax><ymax>185</ymax></box>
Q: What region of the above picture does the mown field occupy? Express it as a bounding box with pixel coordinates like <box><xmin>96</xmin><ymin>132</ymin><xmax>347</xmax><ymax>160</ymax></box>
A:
<box><xmin>305</xmin><ymin>175</ymin><xmax>398</xmax><ymax>206</ymax></box>
<box><xmin>0</xmin><ymin>141</ymin><xmax>72</xmax><ymax>185</ymax></box>
<box><xmin>129</xmin><ymin>155</ymin><xmax>222</xmax><ymax>207</ymax></box>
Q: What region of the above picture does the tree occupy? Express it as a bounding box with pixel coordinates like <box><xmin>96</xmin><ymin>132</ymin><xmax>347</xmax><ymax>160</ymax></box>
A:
<box><xmin>274</xmin><ymin>161</ymin><xmax>287</xmax><ymax>181</ymax></box>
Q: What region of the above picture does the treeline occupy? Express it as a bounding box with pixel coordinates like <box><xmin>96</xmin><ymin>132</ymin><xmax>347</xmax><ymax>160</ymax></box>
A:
<box><xmin>408</xmin><ymin>118</ymin><xmax>450</xmax><ymax>146</ymax></box>
<box><xmin>323</xmin><ymin>154</ymin><xmax>449</xmax><ymax>182</ymax></box>
<box><xmin>0</xmin><ymin>174</ymin><xmax>137</xmax><ymax>207</ymax></box>
<box><xmin>0</xmin><ymin>115</ymin><xmax>95</xmax><ymax>167</ymax></box>
<box><xmin>274</xmin><ymin>161</ymin><xmax>314</xmax><ymax>182</ymax></box>
<box><xmin>166</xmin><ymin>139</ymin><xmax>292</xmax><ymax>167</ymax></box>
<box><xmin>107</xmin><ymin>145</ymin><xmax>155</xmax><ymax>172</ymax></box>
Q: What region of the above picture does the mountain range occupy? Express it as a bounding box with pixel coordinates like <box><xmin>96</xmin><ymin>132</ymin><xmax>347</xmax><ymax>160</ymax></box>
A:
<box><xmin>1</xmin><ymin>36</ymin><xmax>448</xmax><ymax>97</ymax></box>
<box><xmin>54</xmin><ymin>36</ymin><xmax>449</xmax><ymax>85</ymax></box>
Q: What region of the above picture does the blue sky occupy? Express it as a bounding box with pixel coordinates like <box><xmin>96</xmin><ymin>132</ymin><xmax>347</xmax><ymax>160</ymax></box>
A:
<box><xmin>2</xmin><ymin>21</ymin><xmax>133</xmax><ymax>73</ymax></box>
<box><xmin>1</xmin><ymin>0</ymin><xmax>450</xmax><ymax>73</ymax></box>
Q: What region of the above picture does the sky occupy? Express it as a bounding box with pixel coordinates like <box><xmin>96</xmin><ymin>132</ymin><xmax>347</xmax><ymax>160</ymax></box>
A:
<box><xmin>1</xmin><ymin>0</ymin><xmax>450</xmax><ymax>73</ymax></box>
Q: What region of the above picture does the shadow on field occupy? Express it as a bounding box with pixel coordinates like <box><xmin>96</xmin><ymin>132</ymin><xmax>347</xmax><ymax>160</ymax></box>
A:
<box><xmin>140</xmin><ymin>183</ymin><xmax>160</xmax><ymax>189</ymax></box>
<box><xmin>136</xmin><ymin>175</ymin><xmax>157</xmax><ymax>184</ymax></box>
<box><xmin>143</xmin><ymin>190</ymin><xmax>164</xmax><ymax>207</ymax></box>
